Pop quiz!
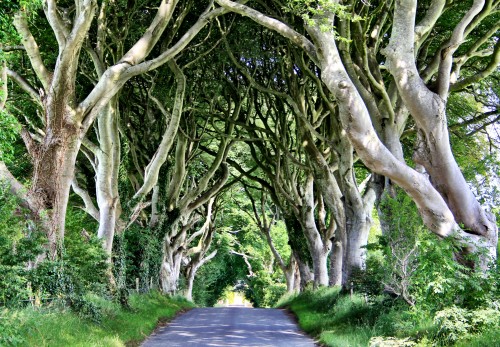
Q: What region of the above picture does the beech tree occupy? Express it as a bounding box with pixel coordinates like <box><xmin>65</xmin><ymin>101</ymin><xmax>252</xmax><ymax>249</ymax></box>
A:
<box><xmin>0</xmin><ymin>0</ymin><xmax>234</xmax><ymax>259</ymax></box>
<box><xmin>214</xmin><ymin>0</ymin><xmax>499</xmax><ymax>265</ymax></box>
<box><xmin>241</xmin><ymin>183</ymin><xmax>299</xmax><ymax>292</ymax></box>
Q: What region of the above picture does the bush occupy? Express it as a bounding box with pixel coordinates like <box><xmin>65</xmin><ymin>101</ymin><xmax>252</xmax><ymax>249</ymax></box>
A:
<box><xmin>0</xmin><ymin>309</ymin><xmax>25</xmax><ymax>346</ymax></box>
<box><xmin>262</xmin><ymin>283</ymin><xmax>287</xmax><ymax>307</ymax></box>
<box><xmin>0</xmin><ymin>193</ymin><xmax>108</xmax><ymax>308</ymax></box>
<box><xmin>0</xmin><ymin>184</ymin><xmax>46</xmax><ymax>307</ymax></box>
<box><xmin>433</xmin><ymin>305</ymin><xmax>500</xmax><ymax>344</ymax></box>
<box><xmin>66</xmin><ymin>295</ymin><xmax>103</xmax><ymax>323</ymax></box>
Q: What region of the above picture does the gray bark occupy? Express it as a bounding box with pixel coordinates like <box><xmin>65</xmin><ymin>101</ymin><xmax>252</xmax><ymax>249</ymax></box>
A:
<box><xmin>3</xmin><ymin>0</ymin><xmax>234</xmax><ymax>257</ymax></box>
<box><xmin>383</xmin><ymin>0</ymin><xmax>498</xmax><ymax>262</ymax></box>
<box><xmin>214</xmin><ymin>0</ymin><xmax>498</xmax><ymax>270</ymax></box>
<box><xmin>300</xmin><ymin>176</ymin><xmax>331</xmax><ymax>288</ymax></box>
<box><xmin>95</xmin><ymin>97</ymin><xmax>122</xmax><ymax>254</ymax></box>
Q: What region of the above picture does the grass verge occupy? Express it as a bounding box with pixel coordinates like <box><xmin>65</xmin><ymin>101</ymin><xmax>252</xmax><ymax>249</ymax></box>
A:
<box><xmin>276</xmin><ymin>287</ymin><xmax>499</xmax><ymax>347</ymax></box>
<box><xmin>0</xmin><ymin>291</ymin><xmax>194</xmax><ymax>347</ymax></box>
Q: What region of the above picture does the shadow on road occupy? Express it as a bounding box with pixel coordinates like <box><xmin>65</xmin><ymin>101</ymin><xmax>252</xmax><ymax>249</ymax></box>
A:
<box><xmin>141</xmin><ymin>307</ymin><xmax>317</xmax><ymax>347</ymax></box>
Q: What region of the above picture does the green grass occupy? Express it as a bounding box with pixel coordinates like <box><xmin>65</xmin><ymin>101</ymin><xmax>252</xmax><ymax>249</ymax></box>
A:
<box><xmin>276</xmin><ymin>288</ymin><xmax>498</xmax><ymax>347</ymax></box>
<box><xmin>1</xmin><ymin>291</ymin><xmax>194</xmax><ymax>347</ymax></box>
<box><xmin>277</xmin><ymin>287</ymin><xmax>376</xmax><ymax>346</ymax></box>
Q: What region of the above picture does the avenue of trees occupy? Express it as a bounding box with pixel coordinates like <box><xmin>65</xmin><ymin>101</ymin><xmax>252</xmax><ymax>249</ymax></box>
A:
<box><xmin>0</xmin><ymin>0</ymin><xmax>499</xmax><ymax>342</ymax></box>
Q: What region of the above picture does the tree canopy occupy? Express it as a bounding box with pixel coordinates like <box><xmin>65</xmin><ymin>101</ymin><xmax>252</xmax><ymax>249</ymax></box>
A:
<box><xmin>0</xmin><ymin>0</ymin><xmax>498</xmax><ymax>330</ymax></box>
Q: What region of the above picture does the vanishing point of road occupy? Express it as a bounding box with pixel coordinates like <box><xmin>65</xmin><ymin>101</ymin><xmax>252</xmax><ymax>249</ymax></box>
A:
<box><xmin>141</xmin><ymin>306</ymin><xmax>318</xmax><ymax>347</ymax></box>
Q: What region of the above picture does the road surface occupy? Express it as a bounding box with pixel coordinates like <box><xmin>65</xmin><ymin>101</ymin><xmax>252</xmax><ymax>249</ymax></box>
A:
<box><xmin>141</xmin><ymin>307</ymin><xmax>317</xmax><ymax>347</ymax></box>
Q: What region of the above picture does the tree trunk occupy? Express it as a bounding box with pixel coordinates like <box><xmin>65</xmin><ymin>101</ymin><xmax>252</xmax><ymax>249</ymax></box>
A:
<box><xmin>28</xmin><ymin>125</ymin><xmax>82</xmax><ymax>259</ymax></box>
<box><xmin>160</xmin><ymin>250</ymin><xmax>183</xmax><ymax>294</ymax></box>
<box><xmin>185</xmin><ymin>265</ymin><xmax>196</xmax><ymax>302</ymax></box>
<box><xmin>312</xmin><ymin>249</ymin><xmax>329</xmax><ymax>288</ymax></box>
<box><xmin>184</xmin><ymin>249</ymin><xmax>217</xmax><ymax>301</ymax></box>
<box><xmin>294</xmin><ymin>250</ymin><xmax>313</xmax><ymax>290</ymax></box>
<box><xmin>95</xmin><ymin>98</ymin><xmax>122</xmax><ymax>255</ymax></box>
<box><xmin>329</xmin><ymin>236</ymin><xmax>343</xmax><ymax>286</ymax></box>
<box><xmin>284</xmin><ymin>256</ymin><xmax>297</xmax><ymax>292</ymax></box>
<box><xmin>344</xmin><ymin>211</ymin><xmax>371</xmax><ymax>282</ymax></box>
<box><xmin>299</xmin><ymin>176</ymin><xmax>331</xmax><ymax>288</ymax></box>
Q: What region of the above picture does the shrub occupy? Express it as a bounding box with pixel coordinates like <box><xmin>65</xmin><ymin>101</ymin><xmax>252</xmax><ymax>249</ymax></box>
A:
<box><xmin>0</xmin><ymin>309</ymin><xmax>25</xmax><ymax>346</ymax></box>
<box><xmin>433</xmin><ymin>305</ymin><xmax>500</xmax><ymax>344</ymax></box>
<box><xmin>66</xmin><ymin>295</ymin><xmax>103</xmax><ymax>323</ymax></box>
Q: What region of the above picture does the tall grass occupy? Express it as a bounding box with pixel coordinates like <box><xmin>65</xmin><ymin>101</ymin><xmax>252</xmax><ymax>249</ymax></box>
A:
<box><xmin>276</xmin><ymin>287</ymin><xmax>375</xmax><ymax>346</ymax></box>
<box><xmin>1</xmin><ymin>291</ymin><xmax>194</xmax><ymax>347</ymax></box>
<box><xmin>275</xmin><ymin>287</ymin><xmax>498</xmax><ymax>347</ymax></box>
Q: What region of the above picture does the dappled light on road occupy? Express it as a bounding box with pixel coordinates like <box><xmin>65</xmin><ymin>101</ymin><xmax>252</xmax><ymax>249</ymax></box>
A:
<box><xmin>141</xmin><ymin>307</ymin><xmax>317</xmax><ymax>347</ymax></box>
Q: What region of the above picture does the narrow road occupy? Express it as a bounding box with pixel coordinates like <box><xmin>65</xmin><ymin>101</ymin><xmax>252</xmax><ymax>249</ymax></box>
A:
<box><xmin>141</xmin><ymin>307</ymin><xmax>317</xmax><ymax>347</ymax></box>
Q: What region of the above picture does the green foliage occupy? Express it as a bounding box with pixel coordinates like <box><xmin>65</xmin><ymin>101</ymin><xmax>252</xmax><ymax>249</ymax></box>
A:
<box><xmin>195</xmin><ymin>187</ymin><xmax>293</xmax><ymax>308</ymax></box>
<box><xmin>286</xmin><ymin>0</ymin><xmax>363</xmax><ymax>25</ymax></box>
<box><xmin>192</xmin><ymin>233</ymin><xmax>247</xmax><ymax>307</ymax></box>
<box><xmin>433</xmin><ymin>306</ymin><xmax>500</xmax><ymax>344</ymax></box>
<box><xmin>246</xmin><ymin>270</ymin><xmax>287</xmax><ymax>308</ymax></box>
<box><xmin>1</xmin><ymin>291</ymin><xmax>194</xmax><ymax>347</ymax></box>
<box><xmin>0</xmin><ymin>308</ymin><xmax>26</xmax><ymax>346</ymax></box>
<box><xmin>0</xmin><ymin>110</ymin><xmax>22</xmax><ymax>164</ymax></box>
<box><xmin>27</xmin><ymin>209</ymin><xmax>107</xmax><ymax>302</ymax></box>
<box><xmin>276</xmin><ymin>287</ymin><xmax>375</xmax><ymax>346</ymax></box>
<box><xmin>285</xmin><ymin>0</ymin><xmax>362</xmax><ymax>42</ymax></box>
<box><xmin>362</xmin><ymin>191</ymin><xmax>498</xmax><ymax>313</ymax></box>
<box><xmin>0</xmin><ymin>193</ymin><xmax>107</xmax><ymax>308</ymax></box>
<box><xmin>0</xmin><ymin>183</ymin><xmax>45</xmax><ymax>306</ymax></box>
<box><xmin>277</xmin><ymin>286</ymin><xmax>499</xmax><ymax>347</ymax></box>
<box><xmin>122</xmin><ymin>225</ymin><xmax>163</xmax><ymax>293</ymax></box>
<box><xmin>66</xmin><ymin>294</ymin><xmax>103</xmax><ymax>324</ymax></box>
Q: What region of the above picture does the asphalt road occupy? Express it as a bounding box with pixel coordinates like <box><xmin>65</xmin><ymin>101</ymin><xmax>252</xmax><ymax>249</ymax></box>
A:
<box><xmin>141</xmin><ymin>307</ymin><xmax>317</xmax><ymax>347</ymax></box>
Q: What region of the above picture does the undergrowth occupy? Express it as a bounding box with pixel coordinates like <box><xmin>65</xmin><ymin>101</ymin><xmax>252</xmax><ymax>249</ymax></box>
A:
<box><xmin>0</xmin><ymin>291</ymin><xmax>194</xmax><ymax>347</ymax></box>
<box><xmin>276</xmin><ymin>287</ymin><xmax>500</xmax><ymax>347</ymax></box>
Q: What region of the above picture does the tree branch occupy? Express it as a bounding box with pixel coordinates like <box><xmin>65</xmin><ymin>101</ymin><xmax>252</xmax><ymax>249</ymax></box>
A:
<box><xmin>123</xmin><ymin>3</ymin><xmax>231</xmax><ymax>76</ymax></box>
<box><xmin>44</xmin><ymin>0</ymin><xmax>70</xmax><ymax>46</ymax></box>
<box><xmin>119</xmin><ymin>0</ymin><xmax>179</xmax><ymax>66</ymax></box>
<box><xmin>214</xmin><ymin>0</ymin><xmax>319</xmax><ymax>65</ymax></box>
<box><xmin>13</xmin><ymin>13</ymin><xmax>51</xmax><ymax>89</ymax></box>
<box><xmin>0</xmin><ymin>161</ymin><xmax>33</xmax><ymax>211</ymax></box>
<box><xmin>133</xmin><ymin>60</ymin><xmax>185</xmax><ymax>202</ymax></box>
<box><xmin>188</xmin><ymin>163</ymin><xmax>229</xmax><ymax>212</ymax></box>
<box><xmin>436</xmin><ymin>0</ymin><xmax>486</xmax><ymax>99</ymax></box>
<box><xmin>6</xmin><ymin>68</ymin><xmax>41</xmax><ymax>105</ymax></box>
<box><xmin>71</xmin><ymin>177</ymin><xmax>100</xmax><ymax>221</ymax></box>
<box><xmin>451</xmin><ymin>39</ymin><xmax>500</xmax><ymax>91</ymax></box>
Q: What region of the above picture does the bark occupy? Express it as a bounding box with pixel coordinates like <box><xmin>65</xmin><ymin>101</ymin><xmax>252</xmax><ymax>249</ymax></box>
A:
<box><xmin>183</xmin><ymin>198</ymin><xmax>217</xmax><ymax>300</ymax></box>
<box><xmin>337</xmin><ymin>131</ymin><xmax>378</xmax><ymax>283</ymax></box>
<box><xmin>284</xmin><ymin>255</ymin><xmax>297</xmax><ymax>293</ymax></box>
<box><xmin>383</xmin><ymin>0</ymin><xmax>498</xmax><ymax>262</ymax></box>
<box><xmin>185</xmin><ymin>249</ymin><xmax>217</xmax><ymax>301</ymax></box>
<box><xmin>161</xmin><ymin>251</ymin><xmax>183</xmax><ymax>294</ymax></box>
<box><xmin>28</xmin><ymin>128</ymin><xmax>82</xmax><ymax>258</ymax></box>
<box><xmin>299</xmin><ymin>176</ymin><xmax>331</xmax><ymax>288</ymax></box>
<box><xmin>294</xmin><ymin>249</ymin><xmax>313</xmax><ymax>290</ymax></box>
<box><xmin>329</xmin><ymin>238</ymin><xmax>343</xmax><ymax>286</ymax></box>
<box><xmin>160</xmin><ymin>216</ymin><xmax>188</xmax><ymax>294</ymax></box>
<box><xmin>284</xmin><ymin>212</ymin><xmax>314</xmax><ymax>291</ymax></box>
<box><xmin>94</xmin><ymin>97</ymin><xmax>122</xmax><ymax>255</ymax></box>
<box><xmin>5</xmin><ymin>0</ymin><xmax>234</xmax><ymax>258</ymax></box>
<box><xmin>215</xmin><ymin>0</ymin><xmax>498</xmax><ymax>270</ymax></box>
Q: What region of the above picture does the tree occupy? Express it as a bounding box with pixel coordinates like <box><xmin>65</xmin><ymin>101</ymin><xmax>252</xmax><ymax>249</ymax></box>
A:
<box><xmin>214</xmin><ymin>0</ymin><xmax>498</xmax><ymax>265</ymax></box>
<box><xmin>0</xmin><ymin>0</ymin><xmax>233</xmax><ymax>259</ymax></box>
